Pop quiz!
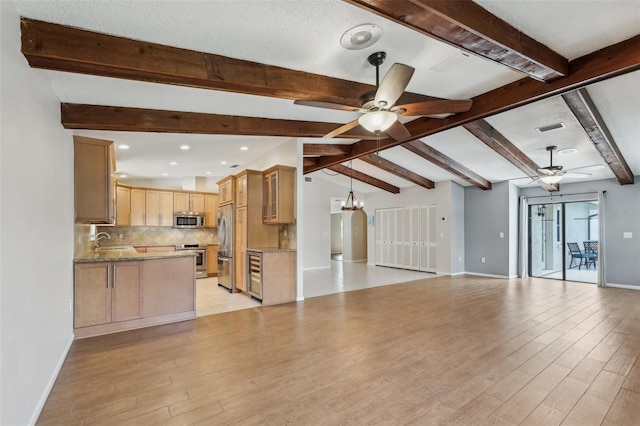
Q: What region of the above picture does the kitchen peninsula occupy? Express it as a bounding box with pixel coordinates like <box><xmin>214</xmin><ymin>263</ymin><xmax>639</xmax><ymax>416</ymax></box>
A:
<box><xmin>74</xmin><ymin>247</ymin><xmax>196</xmax><ymax>339</ymax></box>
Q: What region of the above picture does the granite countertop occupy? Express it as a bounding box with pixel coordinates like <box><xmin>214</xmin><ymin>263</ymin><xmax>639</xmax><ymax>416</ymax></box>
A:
<box><xmin>74</xmin><ymin>246</ymin><xmax>197</xmax><ymax>263</ymax></box>
<box><xmin>247</xmin><ymin>247</ymin><xmax>297</xmax><ymax>253</ymax></box>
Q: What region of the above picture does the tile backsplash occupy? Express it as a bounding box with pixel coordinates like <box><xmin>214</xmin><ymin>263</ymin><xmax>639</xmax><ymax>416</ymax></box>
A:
<box><xmin>96</xmin><ymin>226</ymin><xmax>218</xmax><ymax>248</ymax></box>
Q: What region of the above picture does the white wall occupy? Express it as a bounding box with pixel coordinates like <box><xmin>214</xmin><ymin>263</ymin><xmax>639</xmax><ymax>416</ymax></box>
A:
<box><xmin>1</xmin><ymin>2</ymin><xmax>75</xmax><ymax>424</ymax></box>
<box><xmin>302</xmin><ymin>175</ymin><xmax>364</xmax><ymax>270</ymax></box>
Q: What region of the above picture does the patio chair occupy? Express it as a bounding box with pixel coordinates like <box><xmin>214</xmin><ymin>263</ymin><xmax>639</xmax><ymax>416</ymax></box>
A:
<box><xmin>583</xmin><ymin>241</ymin><xmax>599</xmax><ymax>269</ymax></box>
<box><xmin>567</xmin><ymin>242</ymin><xmax>587</xmax><ymax>269</ymax></box>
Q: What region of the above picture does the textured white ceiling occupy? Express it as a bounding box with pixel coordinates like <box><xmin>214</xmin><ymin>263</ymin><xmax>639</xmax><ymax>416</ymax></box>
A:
<box><xmin>13</xmin><ymin>0</ymin><xmax>640</xmax><ymax>192</ymax></box>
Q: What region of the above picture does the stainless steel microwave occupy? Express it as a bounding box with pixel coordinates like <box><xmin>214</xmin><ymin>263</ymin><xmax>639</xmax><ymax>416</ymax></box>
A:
<box><xmin>173</xmin><ymin>212</ymin><xmax>205</xmax><ymax>228</ymax></box>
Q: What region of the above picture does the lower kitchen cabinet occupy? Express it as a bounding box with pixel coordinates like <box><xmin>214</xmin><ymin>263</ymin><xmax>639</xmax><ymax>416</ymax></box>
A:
<box><xmin>246</xmin><ymin>250</ymin><xmax>296</xmax><ymax>306</ymax></box>
<box><xmin>73</xmin><ymin>256</ymin><xmax>195</xmax><ymax>338</ymax></box>
<box><xmin>74</xmin><ymin>262</ymin><xmax>142</xmax><ymax>328</ymax></box>
<box><xmin>207</xmin><ymin>245</ymin><xmax>218</xmax><ymax>276</ymax></box>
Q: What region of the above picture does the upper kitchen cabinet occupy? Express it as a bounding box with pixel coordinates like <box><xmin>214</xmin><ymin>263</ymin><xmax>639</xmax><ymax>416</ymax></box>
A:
<box><xmin>204</xmin><ymin>194</ymin><xmax>218</xmax><ymax>228</ymax></box>
<box><xmin>235</xmin><ymin>173</ymin><xmax>248</xmax><ymax>207</ymax></box>
<box><xmin>74</xmin><ymin>136</ymin><xmax>116</xmax><ymax>224</ymax></box>
<box><xmin>115</xmin><ymin>186</ymin><xmax>131</xmax><ymax>226</ymax></box>
<box><xmin>263</xmin><ymin>165</ymin><xmax>295</xmax><ymax>224</ymax></box>
<box><xmin>146</xmin><ymin>190</ymin><xmax>174</xmax><ymax>226</ymax></box>
<box><xmin>217</xmin><ymin>176</ymin><xmax>234</xmax><ymax>206</ymax></box>
<box><xmin>130</xmin><ymin>188</ymin><xmax>146</xmax><ymax>226</ymax></box>
<box><xmin>174</xmin><ymin>192</ymin><xmax>205</xmax><ymax>213</ymax></box>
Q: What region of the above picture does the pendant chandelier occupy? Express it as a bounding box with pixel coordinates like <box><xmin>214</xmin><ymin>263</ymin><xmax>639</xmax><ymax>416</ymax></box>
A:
<box><xmin>341</xmin><ymin>161</ymin><xmax>364</xmax><ymax>211</ymax></box>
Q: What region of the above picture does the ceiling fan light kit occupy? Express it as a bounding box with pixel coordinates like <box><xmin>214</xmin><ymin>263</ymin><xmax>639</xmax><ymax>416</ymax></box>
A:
<box><xmin>358</xmin><ymin>110</ymin><xmax>397</xmax><ymax>133</ymax></box>
<box><xmin>340</xmin><ymin>24</ymin><xmax>382</xmax><ymax>50</ymax></box>
<box><xmin>539</xmin><ymin>174</ymin><xmax>563</xmax><ymax>184</ymax></box>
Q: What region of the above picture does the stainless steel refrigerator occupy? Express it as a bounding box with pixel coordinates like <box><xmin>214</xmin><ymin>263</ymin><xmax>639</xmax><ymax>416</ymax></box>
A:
<box><xmin>217</xmin><ymin>204</ymin><xmax>233</xmax><ymax>292</ymax></box>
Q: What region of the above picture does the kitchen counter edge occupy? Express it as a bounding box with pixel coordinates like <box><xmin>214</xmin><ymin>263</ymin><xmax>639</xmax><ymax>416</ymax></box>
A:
<box><xmin>74</xmin><ymin>251</ymin><xmax>197</xmax><ymax>263</ymax></box>
<box><xmin>246</xmin><ymin>248</ymin><xmax>297</xmax><ymax>253</ymax></box>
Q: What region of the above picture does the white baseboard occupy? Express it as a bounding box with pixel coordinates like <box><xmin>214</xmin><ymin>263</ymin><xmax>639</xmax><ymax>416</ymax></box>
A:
<box><xmin>341</xmin><ymin>259</ymin><xmax>367</xmax><ymax>263</ymax></box>
<box><xmin>450</xmin><ymin>271</ymin><xmax>466</xmax><ymax>276</ymax></box>
<box><xmin>607</xmin><ymin>283</ymin><xmax>640</xmax><ymax>291</ymax></box>
<box><xmin>296</xmin><ymin>296</ymin><xmax>305</xmax><ymax>301</ymax></box>
<box><xmin>303</xmin><ymin>266</ymin><xmax>331</xmax><ymax>271</ymax></box>
<box><xmin>29</xmin><ymin>333</ymin><xmax>74</xmax><ymax>425</ymax></box>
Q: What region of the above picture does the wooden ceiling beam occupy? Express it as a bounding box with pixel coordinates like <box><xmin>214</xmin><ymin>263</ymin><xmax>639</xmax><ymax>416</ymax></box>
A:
<box><xmin>327</xmin><ymin>164</ymin><xmax>400</xmax><ymax>194</ymax></box>
<box><xmin>60</xmin><ymin>103</ymin><xmax>368</xmax><ymax>138</ymax></box>
<box><xmin>359</xmin><ymin>153</ymin><xmax>435</xmax><ymax>189</ymax></box>
<box><xmin>304</xmin><ymin>35</ymin><xmax>640</xmax><ymax>174</ymax></box>
<box><xmin>303</xmin><ymin>144</ymin><xmax>352</xmax><ymax>156</ymax></box>
<box><xmin>303</xmin><ymin>158</ymin><xmax>319</xmax><ymax>167</ymax></box>
<box><xmin>21</xmin><ymin>18</ymin><xmax>439</xmax><ymax>108</ymax></box>
<box><xmin>403</xmin><ymin>141</ymin><xmax>492</xmax><ymax>190</ymax></box>
<box><xmin>344</xmin><ymin>0</ymin><xmax>568</xmax><ymax>82</ymax></box>
<box><xmin>562</xmin><ymin>88</ymin><xmax>634</xmax><ymax>185</ymax></box>
<box><xmin>463</xmin><ymin>120</ymin><xmax>559</xmax><ymax>192</ymax></box>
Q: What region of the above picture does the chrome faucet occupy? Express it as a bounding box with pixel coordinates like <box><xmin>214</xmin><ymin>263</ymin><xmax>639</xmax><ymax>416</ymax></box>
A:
<box><xmin>93</xmin><ymin>232</ymin><xmax>111</xmax><ymax>252</ymax></box>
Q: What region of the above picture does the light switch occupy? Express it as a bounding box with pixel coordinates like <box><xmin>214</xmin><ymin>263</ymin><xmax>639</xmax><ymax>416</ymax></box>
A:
<box><xmin>481</xmin><ymin>257</ymin><xmax>486</xmax><ymax>263</ymax></box>
<box><xmin>623</xmin><ymin>232</ymin><xmax>632</xmax><ymax>239</ymax></box>
<box><xmin>499</xmin><ymin>232</ymin><xmax>504</xmax><ymax>239</ymax></box>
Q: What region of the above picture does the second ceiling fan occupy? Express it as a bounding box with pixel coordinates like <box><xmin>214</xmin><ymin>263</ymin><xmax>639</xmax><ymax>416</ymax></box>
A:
<box><xmin>294</xmin><ymin>51</ymin><xmax>473</xmax><ymax>141</ymax></box>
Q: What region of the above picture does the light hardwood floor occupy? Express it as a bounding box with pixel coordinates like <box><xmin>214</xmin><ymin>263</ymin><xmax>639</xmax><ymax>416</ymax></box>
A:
<box><xmin>39</xmin><ymin>276</ymin><xmax>640</xmax><ymax>425</ymax></box>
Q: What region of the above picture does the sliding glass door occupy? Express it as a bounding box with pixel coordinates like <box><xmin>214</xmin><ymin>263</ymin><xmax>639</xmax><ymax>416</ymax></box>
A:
<box><xmin>529</xmin><ymin>200</ymin><xmax>598</xmax><ymax>283</ymax></box>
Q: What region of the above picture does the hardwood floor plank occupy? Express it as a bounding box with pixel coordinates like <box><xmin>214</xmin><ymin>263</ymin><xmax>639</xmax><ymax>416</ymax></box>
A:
<box><xmin>602</xmin><ymin>388</ymin><xmax>640</xmax><ymax>425</ymax></box>
<box><xmin>34</xmin><ymin>276</ymin><xmax>640</xmax><ymax>425</ymax></box>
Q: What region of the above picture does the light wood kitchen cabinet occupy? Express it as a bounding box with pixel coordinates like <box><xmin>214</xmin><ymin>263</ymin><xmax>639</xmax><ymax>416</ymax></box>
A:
<box><xmin>74</xmin><ymin>136</ymin><xmax>116</xmax><ymax>224</ymax></box>
<box><xmin>246</xmin><ymin>250</ymin><xmax>296</xmax><ymax>306</ymax></box>
<box><xmin>174</xmin><ymin>192</ymin><xmax>205</xmax><ymax>212</ymax></box>
<box><xmin>143</xmin><ymin>257</ymin><xmax>195</xmax><ymax>317</ymax></box>
<box><xmin>130</xmin><ymin>189</ymin><xmax>146</xmax><ymax>226</ymax></box>
<box><xmin>232</xmin><ymin>170</ymin><xmax>278</xmax><ymax>293</ymax></box>
<box><xmin>74</xmin><ymin>261</ymin><xmax>143</xmax><ymax>328</ymax></box>
<box><xmin>235</xmin><ymin>206</ymin><xmax>248</xmax><ymax>291</ymax></box>
<box><xmin>263</xmin><ymin>165</ymin><xmax>295</xmax><ymax>224</ymax></box>
<box><xmin>145</xmin><ymin>190</ymin><xmax>173</xmax><ymax>226</ymax></box>
<box><xmin>74</xmin><ymin>256</ymin><xmax>195</xmax><ymax>339</ymax></box>
<box><xmin>217</xmin><ymin>176</ymin><xmax>234</xmax><ymax>206</ymax></box>
<box><xmin>116</xmin><ymin>186</ymin><xmax>131</xmax><ymax>226</ymax></box>
<box><xmin>146</xmin><ymin>246</ymin><xmax>175</xmax><ymax>253</ymax></box>
<box><xmin>207</xmin><ymin>245</ymin><xmax>218</xmax><ymax>276</ymax></box>
<box><xmin>204</xmin><ymin>194</ymin><xmax>219</xmax><ymax>228</ymax></box>
<box><xmin>235</xmin><ymin>173</ymin><xmax>248</xmax><ymax>207</ymax></box>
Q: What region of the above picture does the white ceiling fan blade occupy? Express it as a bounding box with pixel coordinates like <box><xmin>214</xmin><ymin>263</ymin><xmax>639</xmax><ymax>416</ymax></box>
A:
<box><xmin>374</xmin><ymin>63</ymin><xmax>415</xmax><ymax>109</ymax></box>
<box><xmin>563</xmin><ymin>172</ymin><xmax>591</xmax><ymax>178</ymax></box>
<box><xmin>564</xmin><ymin>164</ymin><xmax>606</xmax><ymax>173</ymax></box>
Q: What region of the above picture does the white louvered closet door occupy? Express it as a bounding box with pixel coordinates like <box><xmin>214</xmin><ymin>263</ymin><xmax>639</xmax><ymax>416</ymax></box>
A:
<box><xmin>420</xmin><ymin>205</ymin><xmax>437</xmax><ymax>272</ymax></box>
<box><xmin>403</xmin><ymin>206</ymin><xmax>420</xmax><ymax>270</ymax></box>
<box><xmin>375</xmin><ymin>209</ymin><xmax>384</xmax><ymax>266</ymax></box>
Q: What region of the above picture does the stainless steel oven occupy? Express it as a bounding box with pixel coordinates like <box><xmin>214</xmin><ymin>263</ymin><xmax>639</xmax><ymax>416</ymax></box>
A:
<box><xmin>175</xmin><ymin>244</ymin><xmax>207</xmax><ymax>279</ymax></box>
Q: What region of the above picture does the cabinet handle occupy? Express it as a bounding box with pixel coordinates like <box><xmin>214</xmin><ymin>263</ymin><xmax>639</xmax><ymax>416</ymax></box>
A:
<box><xmin>107</xmin><ymin>265</ymin><xmax>110</xmax><ymax>289</ymax></box>
<box><xmin>112</xmin><ymin>265</ymin><xmax>116</xmax><ymax>289</ymax></box>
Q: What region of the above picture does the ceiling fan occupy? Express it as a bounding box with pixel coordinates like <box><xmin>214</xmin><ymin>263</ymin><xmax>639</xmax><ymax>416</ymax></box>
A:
<box><xmin>535</xmin><ymin>145</ymin><xmax>592</xmax><ymax>184</ymax></box>
<box><xmin>294</xmin><ymin>51</ymin><xmax>473</xmax><ymax>141</ymax></box>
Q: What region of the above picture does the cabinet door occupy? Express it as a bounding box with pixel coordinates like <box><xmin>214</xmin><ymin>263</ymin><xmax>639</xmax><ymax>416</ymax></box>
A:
<box><xmin>145</xmin><ymin>190</ymin><xmax>161</xmax><ymax>226</ymax></box>
<box><xmin>116</xmin><ymin>186</ymin><xmax>131</xmax><ymax>226</ymax></box>
<box><xmin>174</xmin><ymin>192</ymin><xmax>189</xmax><ymax>212</ymax></box>
<box><xmin>235</xmin><ymin>207</ymin><xmax>247</xmax><ymax>291</ymax></box>
<box><xmin>160</xmin><ymin>191</ymin><xmax>174</xmax><ymax>226</ymax></box>
<box><xmin>74</xmin><ymin>263</ymin><xmax>111</xmax><ymax>328</ymax></box>
<box><xmin>204</xmin><ymin>194</ymin><xmax>219</xmax><ymax>228</ymax></box>
<box><xmin>190</xmin><ymin>193</ymin><xmax>205</xmax><ymax>212</ymax></box>
<box><xmin>263</xmin><ymin>174</ymin><xmax>270</xmax><ymax>222</ymax></box>
<box><xmin>73</xmin><ymin>136</ymin><xmax>115</xmax><ymax>224</ymax></box>
<box><xmin>207</xmin><ymin>245</ymin><xmax>218</xmax><ymax>275</ymax></box>
<box><xmin>270</xmin><ymin>172</ymin><xmax>278</xmax><ymax>221</ymax></box>
<box><xmin>130</xmin><ymin>189</ymin><xmax>146</xmax><ymax>226</ymax></box>
<box><xmin>236</xmin><ymin>174</ymin><xmax>247</xmax><ymax>207</ymax></box>
<box><xmin>111</xmin><ymin>262</ymin><xmax>143</xmax><ymax>322</ymax></box>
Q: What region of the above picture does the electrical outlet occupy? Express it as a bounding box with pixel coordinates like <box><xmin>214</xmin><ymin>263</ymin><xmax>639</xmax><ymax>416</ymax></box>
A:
<box><xmin>623</xmin><ymin>232</ymin><xmax>632</xmax><ymax>239</ymax></box>
<box><xmin>499</xmin><ymin>232</ymin><xmax>504</xmax><ymax>238</ymax></box>
<box><xmin>481</xmin><ymin>257</ymin><xmax>486</xmax><ymax>263</ymax></box>
<box><xmin>118</xmin><ymin>233</ymin><xmax>124</xmax><ymax>239</ymax></box>
<box><xmin>458</xmin><ymin>257</ymin><xmax>462</xmax><ymax>262</ymax></box>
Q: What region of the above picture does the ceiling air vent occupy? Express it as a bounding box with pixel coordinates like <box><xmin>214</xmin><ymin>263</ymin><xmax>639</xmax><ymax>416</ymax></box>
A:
<box><xmin>229</xmin><ymin>164</ymin><xmax>239</xmax><ymax>168</ymax></box>
<box><xmin>305</xmin><ymin>177</ymin><xmax>312</xmax><ymax>182</ymax></box>
<box><xmin>536</xmin><ymin>122</ymin><xmax>565</xmax><ymax>133</ymax></box>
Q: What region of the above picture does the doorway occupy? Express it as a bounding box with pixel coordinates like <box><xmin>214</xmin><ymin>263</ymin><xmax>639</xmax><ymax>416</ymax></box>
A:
<box><xmin>529</xmin><ymin>200</ymin><xmax>598</xmax><ymax>283</ymax></box>
<box><xmin>330</xmin><ymin>212</ymin><xmax>343</xmax><ymax>261</ymax></box>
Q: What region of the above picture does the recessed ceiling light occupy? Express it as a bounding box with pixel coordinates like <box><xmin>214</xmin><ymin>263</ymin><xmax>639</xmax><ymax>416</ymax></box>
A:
<box><xmin>180</xmin><ymin>145</ymin><xmax>190</xmax><ymax>150</ymax></box>
<box><xmin>118</xmin><ymin>144</ymin><xmax>130</xmax><ymax>150</ymax></box>
<box><xmin>240</xmin><ymin>146</ymin><xmax>248</xmax><ymax>151</ymax></box>
<box><xmin>206</xmin><ymin>171</ymin><xmax>212</xmax><ymax>175</ymax></box>
<box><xmin>119</xmin><ymin>174</ymin><xmax>127</xmax><ymax>178</ymax></box>
<box><xmin>162</xmin><ymin>173</ymin><xmax>169</xmax><ymax>176</ymax></box>
<box><xmin>220</xmin><ymin>161</ymin><xmax>227</xmax><ymax>165</ymax></box>
<box><xmin>340</xmin><ymin>24</ymin><xmax>382</xmax><ymax>50</ymax></box>
<box><xmin>169</xmin><ymin>161</ymin><xmax>178</xmax><ymax>165</ymax></box>
<box><xmin>558</xmin><ymin>148</ymin><xmax>580</xmax><ymax>155</ymax></box>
